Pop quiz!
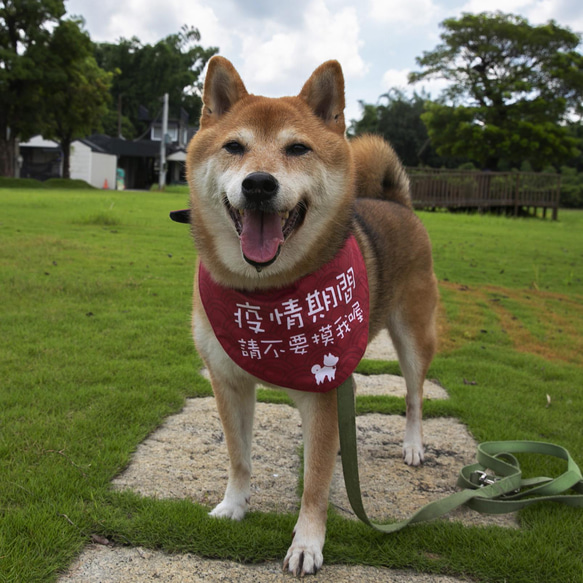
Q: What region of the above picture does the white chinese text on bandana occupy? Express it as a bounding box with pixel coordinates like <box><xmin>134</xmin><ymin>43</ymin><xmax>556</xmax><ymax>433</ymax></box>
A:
<box><xmin>198</xmin><ymin>235</ymin><xmax>369</xmax><ymax>392</ymax></box>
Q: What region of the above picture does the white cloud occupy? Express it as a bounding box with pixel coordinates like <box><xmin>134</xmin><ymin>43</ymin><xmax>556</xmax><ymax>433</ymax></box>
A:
<box><xmin>382</xmin><ymin>69</ymin><xmax>411</xmax><ymax>91</ymax></box>
<box><xmin>457</xmin><ymin>0</ymin><xmax>583</xmax><ymax>28</ymax></box>
<box><xmin>523</xmin><ymin>0</ymin><xmax>580</xmax><ymax>27</ymax></box>
<box><xmin>237</xmin><ymin>0</ymin><xmax>368</xmax><ymax>94</ymax></box>
<box><xmin>369</xmin><ymin>0</ymin><xmax>439</xmax><ymax>24</ymax></box>
<box><xmin>458</xmin><ymin>0</ymin><xmax>531</xmax><ymax>15</ymax></box>
<box><xmin>68</xmin><ymin>0</ymin><xmax>227</xmax><ymax>50</ymax></box>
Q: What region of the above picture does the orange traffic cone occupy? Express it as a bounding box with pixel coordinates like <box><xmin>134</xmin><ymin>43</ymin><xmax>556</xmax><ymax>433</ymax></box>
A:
<box><xmin>103</xmin><ymin>179</ymin><xmax>109</xmax><ymax>189</ymax></box>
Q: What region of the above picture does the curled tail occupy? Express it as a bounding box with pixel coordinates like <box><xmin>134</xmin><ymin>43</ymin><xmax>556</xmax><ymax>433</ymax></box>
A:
<box><xmin>350</xmin><ymin>134</ymin><xmax>411</xmax><ymax>209</ymax></box>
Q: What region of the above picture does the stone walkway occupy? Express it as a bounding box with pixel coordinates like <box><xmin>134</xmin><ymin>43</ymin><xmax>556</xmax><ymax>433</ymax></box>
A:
<box><xmin>59</xmin><ymin>332</ymin><xmax>517</xmax><ymax>582</ymax></box>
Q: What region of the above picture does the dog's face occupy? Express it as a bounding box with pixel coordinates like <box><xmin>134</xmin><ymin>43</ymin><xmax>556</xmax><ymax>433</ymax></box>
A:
<box><xmin>186</xmin><ymin>57</ymin><xmax>355</xmax><ymax>288</ymax></box>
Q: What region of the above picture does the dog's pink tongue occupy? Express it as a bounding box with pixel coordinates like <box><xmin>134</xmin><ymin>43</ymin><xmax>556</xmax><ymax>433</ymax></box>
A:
<box><xmin>240</xmin><ymin>210</ymin><xmax>284</xmax><ymax>264</ymax></box>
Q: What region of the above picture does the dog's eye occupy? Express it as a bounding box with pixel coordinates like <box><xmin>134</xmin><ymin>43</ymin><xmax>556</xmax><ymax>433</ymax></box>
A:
<box><xmin>223</xmin><ymin>141</ymin><xmax>245</xmax><ymax>155</ymax></box>
<box><xmin>286</xmin><ymin>143</ymin><xmax>311</xmax><ymax>157</ymax></box>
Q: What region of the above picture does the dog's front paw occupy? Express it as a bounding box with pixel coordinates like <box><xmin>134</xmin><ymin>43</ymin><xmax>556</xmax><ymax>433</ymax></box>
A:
<box><xmin>283</xmin><ymin>532</ymin><xmax>324</xmax><ymax>577</ymax></box>
<box><xmin>209</xmin><ymin>496</ymin><xmax>248</xmax><ymax>521</ymax></box>
<box><xmin>403</xmin><ymin>442</ymin><xmax>424</xmax><ymax>466</ymax></box>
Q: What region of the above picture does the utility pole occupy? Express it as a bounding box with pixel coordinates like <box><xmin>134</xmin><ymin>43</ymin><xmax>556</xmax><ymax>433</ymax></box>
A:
<box><xmin>159</xmin><ymin>93</ymin><xmax>169</xmax><ymax>190</ymax></box>
<box><xmin>117</xmin><ymin>94</ymin><xmax>123</xmax><ymax>138</ymax></box>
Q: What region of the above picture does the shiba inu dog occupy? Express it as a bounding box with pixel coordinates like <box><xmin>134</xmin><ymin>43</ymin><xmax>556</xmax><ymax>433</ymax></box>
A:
<box><xmin>184</xmin><ymin>56</ymin><xmax>438</xmax><ymax>576</ymax></box>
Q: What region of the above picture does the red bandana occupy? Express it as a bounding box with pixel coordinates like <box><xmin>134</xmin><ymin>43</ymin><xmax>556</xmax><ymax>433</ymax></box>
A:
<box><xmin>198</xmin><ymin>235</ymin><xmax>369</xmax><ymax>392</ymax></box>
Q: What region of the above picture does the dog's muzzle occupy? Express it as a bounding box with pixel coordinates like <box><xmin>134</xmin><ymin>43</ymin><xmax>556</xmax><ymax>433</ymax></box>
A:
<box><xmin>241</xmin><ymin>172</ymin><xmax>279</xmax><ymax>210</ymax></box>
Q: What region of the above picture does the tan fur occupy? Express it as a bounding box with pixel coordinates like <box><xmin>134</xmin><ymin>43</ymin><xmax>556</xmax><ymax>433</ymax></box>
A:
<box><xmin>185</xmin><ymin>56</ymin><xmax>438</xmax><ymax>576</ymax></box>
<box><xmin>351</xmin><ymin>134</ymin><xmax>412</xmax><ymax>208</ymax></box>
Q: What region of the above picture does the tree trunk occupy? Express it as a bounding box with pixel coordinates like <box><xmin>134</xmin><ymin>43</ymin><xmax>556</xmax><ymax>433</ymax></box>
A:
<box><xmin>0</xmin><ymin>132</ymin><xmax>16</xmax><ymax>177</ymax></box>
<box><xmin>484</xmin><ymin>156</ymin><xmax>499</xmax><ymax>171</ymax></box>
<box><xmin>61</xmin><ymin>138</ymin><xmax>71</xmax><ymax>179</ymax></box>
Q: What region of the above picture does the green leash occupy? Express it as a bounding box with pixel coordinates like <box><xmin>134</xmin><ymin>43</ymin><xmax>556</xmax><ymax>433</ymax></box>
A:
<box><xmin>337</xmin><ymin>376</ymin><xmax>583</xmax><ymax>532</ymax></box>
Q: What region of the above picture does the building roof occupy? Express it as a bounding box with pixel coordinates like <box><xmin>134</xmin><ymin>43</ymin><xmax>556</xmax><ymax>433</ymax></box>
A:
<box><xmin>167</xmin><ymin>150</ymin><xmax>187</xmax><ymax>162</ymax></box>
<box><xmin>21</xmin><ymin>133</ymin><xmax>187</xmax><ymax>161</ymax></box>
<box><xmin>85</xmin><ymin>134</ymin><xmax>161</xmax><ymax>158</ymax></box>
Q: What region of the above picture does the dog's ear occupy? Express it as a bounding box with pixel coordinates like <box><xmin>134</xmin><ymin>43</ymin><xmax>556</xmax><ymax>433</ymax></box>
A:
<box><xmin>200</xmin><ymin>56</ymin><xmax>248</xmax><ymax>127</ymax></box>
<box><xmin>299</xmin><ymin>61</ymin><xmax>346</xmax><ymax>134</ymax></box>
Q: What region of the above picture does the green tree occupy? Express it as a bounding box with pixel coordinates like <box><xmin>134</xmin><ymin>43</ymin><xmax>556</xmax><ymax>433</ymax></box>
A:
<box><xmin>348</xmin><ymin>90</ymin><xmax>461</xmax><ymax>167</ymax></box>
<box><xmin>559</xmin><ymin>166</ymin><xmax>583</xmax><ymax>208</ymax></box>
<box><xmin>409</xmin><ymin>12</ymin><xmax>583</xmax><ymax>170</ymax></box>
<box><xmin>94</xmin><ymin>26</ymin><xmax>217</xmax><ymax>138</ymax></box>
<box><xmin>42</xmin><ymin>18</ymin><xmax>112</xmax><ymax>178</ymax></box>
<box><xmin>0</xmin><ymin>0</ymin><xmax>65</xmax><ymax>176</ymax></box>
<box><xmin>566</xmin><ymin>123</ymin><xmax>583</xmax><ymax>172</ymax></box>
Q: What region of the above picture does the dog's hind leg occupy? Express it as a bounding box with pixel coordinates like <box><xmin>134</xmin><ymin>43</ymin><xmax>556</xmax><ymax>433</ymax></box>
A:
<box><xmin>283</xmin><ymin>389</ymin><xmax>339</xmax><ymax>576</ymax></box>
<box><xmin>207</xmin><ymin>369</ymin><xmax>256</xmax><ymax>521</ymax></box>
<box><xmin>388</xmin><ymin>275</ymin><xmax>438</xmax><ymax>466</ymax></box>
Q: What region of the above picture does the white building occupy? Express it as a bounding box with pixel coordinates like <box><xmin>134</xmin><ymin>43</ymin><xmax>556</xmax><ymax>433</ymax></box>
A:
<box><xmin>68</xmin><ymin>140</ymin><xmax>117</xmax><ymax>189</ymax></box>
<box><xmin>19</xmin><ymin>136</ymin><xmax>117</xmax><ymax>189</ymax></box>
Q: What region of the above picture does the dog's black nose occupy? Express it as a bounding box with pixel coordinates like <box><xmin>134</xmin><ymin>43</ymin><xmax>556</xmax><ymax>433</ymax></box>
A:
<box><xmin>242</xmin><ymin>172</ymin><xmax>279</xmax><ymax>203</ymax></box>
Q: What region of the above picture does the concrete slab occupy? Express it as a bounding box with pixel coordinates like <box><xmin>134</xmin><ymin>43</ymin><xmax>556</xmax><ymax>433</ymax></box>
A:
<box><xmin>60</xmin><ymin>545</ymin><xmax>468</xmax><ymax>583</ymax></box>
<box><xmin>111</xmin><ymin>398</ymin><xmax>517</xmax><ymax>532</ymax></box>
<box><xmin>354</xmin><ymin>374</ymin><xmax>448</xmax><ymax>399</ymax></box>
<box><xmin>364</xmin><ymin>329</ymin><xmax>398</xmax><ymax>361</ymax></box>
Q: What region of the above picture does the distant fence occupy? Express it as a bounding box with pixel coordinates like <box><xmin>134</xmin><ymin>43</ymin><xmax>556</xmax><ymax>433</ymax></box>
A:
<box><xmin>406</xmin><ymin>168</ymin><xmax>561</xmax><ymax>219</ymax></box>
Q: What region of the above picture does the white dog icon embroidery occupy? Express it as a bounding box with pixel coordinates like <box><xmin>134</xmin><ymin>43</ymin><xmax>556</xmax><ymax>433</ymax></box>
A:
<box><xmin>311</xmin><ymin>354</ymin><xmax>339</xmax><ymax>385</ymax></box>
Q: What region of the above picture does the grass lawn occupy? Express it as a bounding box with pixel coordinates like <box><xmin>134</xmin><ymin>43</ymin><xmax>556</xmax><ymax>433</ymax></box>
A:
<box><xmin>1</xmin><ymin>188</ymin><xmax>582</xmax><ymax>582</ymax></box>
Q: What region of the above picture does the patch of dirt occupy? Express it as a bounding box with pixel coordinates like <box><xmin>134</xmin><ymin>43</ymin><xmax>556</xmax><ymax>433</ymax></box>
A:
<box><xmin>439</xmin><ymin>281</ymin><xmax>583</xmax><ymax>364</ymax></box>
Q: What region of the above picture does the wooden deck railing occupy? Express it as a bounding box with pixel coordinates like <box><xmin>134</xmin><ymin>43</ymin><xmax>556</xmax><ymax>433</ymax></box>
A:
<box><xmin>406</xmin><ymin>168</ymin><xmax>561</xmax><ymax>219</ymax></box>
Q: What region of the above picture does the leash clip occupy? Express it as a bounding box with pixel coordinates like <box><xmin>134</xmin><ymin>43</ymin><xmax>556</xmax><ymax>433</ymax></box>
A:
<box><xmin>472</xmin><ymin>470</ymin><xmax>499</xmax><ymax>487</ymax></box>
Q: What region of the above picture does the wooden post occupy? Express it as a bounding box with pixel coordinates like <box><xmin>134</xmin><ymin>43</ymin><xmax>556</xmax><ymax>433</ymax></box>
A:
<box><xmin>552</xmin><ymin>174</ymin><xmax>561</xmax><ymax>221</ymax></box>
<box><xmin>513</xmin><ymin>173</ymin><xmax>521</xmax><ymax>217</ymax></box>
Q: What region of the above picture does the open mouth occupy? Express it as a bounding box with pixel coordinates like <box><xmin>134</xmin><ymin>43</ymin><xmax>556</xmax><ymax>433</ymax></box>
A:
<box><xmin>225</xmin><ymin>199</ymin><xmax>307</xmax><ymax>269</ymax></box>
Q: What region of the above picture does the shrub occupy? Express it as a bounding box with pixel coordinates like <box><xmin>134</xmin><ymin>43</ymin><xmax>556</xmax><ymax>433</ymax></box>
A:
<box><xmin>44</xmin><ymin>178</ymin><xmax>96</xmax><ymax>190</ymax></box>
<box><xmin>0</xmin><ymin>177</ymin><xmax>96</xmax><ymax>190</ymax></box>
<box><xmin>0</xmin><ymin>177</ymin><xmax>45</xmax><ymax>189</ymax></box>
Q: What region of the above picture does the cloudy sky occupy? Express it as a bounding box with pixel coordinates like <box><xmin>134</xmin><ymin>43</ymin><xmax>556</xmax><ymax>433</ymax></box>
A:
<box><xmin>66</xmin><ymin>0</ymin><xmax>583</xmax><ymax>124</ymax></box>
